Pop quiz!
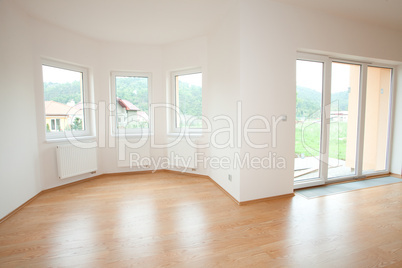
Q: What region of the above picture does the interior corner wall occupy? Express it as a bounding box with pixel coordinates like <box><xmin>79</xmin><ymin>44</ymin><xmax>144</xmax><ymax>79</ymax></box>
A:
<box><xmin>26</xmin><ymin>9</ymin><xmax>210</xmax><ymax>188</ymax></box>
<box><xmin>96</xmin><ymin>42</ymin><xmax>163</xmax><ymax>175</ymax></box>
<box><xmin>162</xmin><ymin>36</ymin><xmax>209</xmax><ymax>175</ymax></box>
<box><xmin>0</xmin><ymin>1</ymin><xmax>41</xmax><ymax>219</ymax></box>
<box><xmin>238</xmin><ymin>0</ymin><xmax>297</xmax><ymax>202</ymax></box>
<box><xmin>3</xmin><ymin>0</ymin><xmax>210</xmax><ymax>193</ymax></box>
<box><xmin>207</xmin><ymin>1</ymin><xmax>241</xmax><ymax>200</ymax></box>
<box><xmin>237</xmin><ymin>0</ymin><xmax>402</xmax><ymax>201</ymax></box>
<box><xmin>30</xmin><ymin>14</ymin><xmax>104</xmax><ymax>190</ymax></box>
<box><xmin>391</xmin><ymin>66</ymin><xmax>402</xmax><ymax>175</ymax></box>
<box><xmin>32</xmin><ymin>26</ymin><xmax>167</xmax><ymax>187</ymax></box>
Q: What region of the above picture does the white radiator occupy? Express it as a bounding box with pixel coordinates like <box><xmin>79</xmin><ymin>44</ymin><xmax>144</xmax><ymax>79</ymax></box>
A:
<box><xmin>56</xmin><ymin>145</ymin><xmax>97</xmax><ymax>179</ymax></box>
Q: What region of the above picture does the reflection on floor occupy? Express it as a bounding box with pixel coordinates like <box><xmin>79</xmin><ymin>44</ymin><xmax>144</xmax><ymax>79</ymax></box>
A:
<box><xmin>296</xmin><ymin>176</ymin><xmax>402</xmax><ymax>198</ymax></box>
<box><xmin>1</xmin><ymin>172</ymin><xmax>402</xmax><ymax>266</ymax></box>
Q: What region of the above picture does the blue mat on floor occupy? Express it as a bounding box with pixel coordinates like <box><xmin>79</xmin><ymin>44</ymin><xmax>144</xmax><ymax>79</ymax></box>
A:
<box><xmin>296</xmin><ymin>176</ymin><xmax>402</xmax><ymax>198</ymax></box>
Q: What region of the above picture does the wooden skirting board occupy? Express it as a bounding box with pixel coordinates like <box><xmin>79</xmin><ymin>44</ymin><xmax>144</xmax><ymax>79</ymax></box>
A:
<box><xmin>202</xmin><ymin>173</ymin><xmax>294</xmax><ymax>205</ymax></box>
<box><xmin>0</xmin><ymin>192</ymin><xmax>42</xmax><ymax>225</ymax></box>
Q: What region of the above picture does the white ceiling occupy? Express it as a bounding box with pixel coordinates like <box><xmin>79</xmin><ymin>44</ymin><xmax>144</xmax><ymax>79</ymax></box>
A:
<box><xmin>274</xmin><ymin>0</ymin><xmax>402</xmax><ymax>32</ymax></box>
<box><xmin>13</xmin><ymin>0</ymin><xmax>402</xmax><ymax>45</ymax></box>
<box><xmin>13</xmin><ymin>0</ymin><xmax>235</xmax><ymax>45</ymax></box>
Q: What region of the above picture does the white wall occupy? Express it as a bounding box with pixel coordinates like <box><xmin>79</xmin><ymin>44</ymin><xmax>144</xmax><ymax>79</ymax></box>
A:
<box><xmin>20</xmin><ymin>4</ymin><xmax>210</xmax><ymax>191</ymax></box>
<box><xmin>237</xmin><ymin>0</ymin><xmax>402</xmax><ymax>201</ymax></box>
<box><xmin>96</xmin><ymin>42</ymin><xmax>164</xmax><ymax>175</ymax></box>
<box><xmin>25</xmin><ymin>5</ymin><xmax>211</xmax><ymax>190</ymax></box>
<box><xmin>238</xmin><ymin>0</ymin><xmax>296</xmax><ymax>201</ymax></box>
<box><xmin>31</xmin><ymin>13</ymin><xmax>103</xmax><ymax>190</ymax></box>
<box><xmin>162</xmin><ymin>36</ymin><xmax>209</xmax><ymax>175</ymax></box>
<box><xmin>26</xmin><ymin>7</ymin><xmax>168</xmax><ymax>188</ymax></box>
<box><xmin>207</xmin><ymin>2</ymin><xmax>241</xmax><ymax>200</ymax></box>
<box><xmin>0</xmin><ymin>2</ymin><xmax>41</xmax><ymax>219</ymax></box>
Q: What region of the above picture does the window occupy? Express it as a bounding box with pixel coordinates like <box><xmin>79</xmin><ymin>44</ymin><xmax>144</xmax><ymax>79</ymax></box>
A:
<box><xmin>171</xmin><ymin>69</ymin><xmax>202</xmax><ymax>131</ymax></box>
<box><xmin>42</xmin><ymin>60</ymin><xmax>91</xmax><ymax>139</ymax></box>
<box><xmin>50</xmin><ymin>119</ymin><xmax>61</xmax><ymax>131</ymax></box>
<box><xmin>362</xmin><ymin>66</ymin><xmax>392</xmax><ymax>174</ymax></box>
<box><xmin>294</xmin><ymin>52</ymin><xmax>394</xmax><ymax>188</ymax></box>
<box><xmin>294</xmin><ymin>59</ymin><xmax>324</xmax><ymax>182</ymax></box>
<box><xmin>111</xmin><ymin>72</ymin><xmax>151</xmax><ymax>135</ymax></box>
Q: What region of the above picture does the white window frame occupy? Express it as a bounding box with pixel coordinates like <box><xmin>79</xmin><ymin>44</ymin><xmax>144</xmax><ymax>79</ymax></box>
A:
<box><xmin>294</xmin><ymin>52</ymin><xmax>395</xmax><ymax>189</ymax></box>
<box><xmin>50</xmin><ymin>119</ymin><xmax>56</xmax><ymax>131</ymax></box>
<box><xmin>110</xmin><ymin>71</ymin><xmax>152</xmax><ymax>136</ymax></box>
<box><xmin>50</xmin><ymin>118</ymin><xmax>61</xmax><ymax>132</ymax></box>
<box><xmin>42</xmin><ymin>59</ymin><xmax>92</xmax><ymax>140</ymax></box>
<box><xmin>170</xmin><ymin>68</ymin><xmax>203</xmax><ymax>133</ymax></box>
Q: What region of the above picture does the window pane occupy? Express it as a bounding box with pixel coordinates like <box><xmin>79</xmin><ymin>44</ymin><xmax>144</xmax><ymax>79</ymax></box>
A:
<box><xmin>175</xmin><ymin>73</ymin><xmax>202</xmax><ymax>128</ymax></box>
<box><xmin>328</xmin><ymin>62</ymin><xmax>360</xmax><ymax>179</ymax></box>
<box><xmin>56</xmin><ymin>119</ymin><xmax>61</xmax><ymax>131</ymax></box>
<box><xmin>115</xmin><ymin>76</ymin><xmax>149</xmax><ymax>130</ymax></box>
<box><xmin>362</xmin><ymin>67</ymin><xmax>392</xmax><ymax>173</ymax></box>
<box><xmin>42</xmin><ymin>65</ymin><xmax>84</xmax><ymax>132</ymax></box>
<box><xmin>294</xmin><ymin>60</ymin><xmax>323</xmax><ymax>181</ymax></box>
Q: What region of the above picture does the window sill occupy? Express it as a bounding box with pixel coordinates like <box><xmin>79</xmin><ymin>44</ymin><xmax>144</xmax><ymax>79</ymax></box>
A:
<box><xmin>112</xmin><ymin>133</ymin><xmax>154</xmax><ymax>138</ymax></box>
<box><xmin>167</xmin><ymin>132</ymin><xmax>203</xmax><ymax>137</ymax></box>
<box><xmin>45</xmin><ymin>135</ymin><xmax>96</xmax><ymax>144</ymax></box>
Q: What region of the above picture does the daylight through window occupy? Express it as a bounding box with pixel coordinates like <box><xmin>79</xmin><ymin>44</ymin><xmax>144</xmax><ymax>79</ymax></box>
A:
<box><xmin>42</xmin><ymin>62</ymin><xmax>89</xmax><ymax>139</ymax></box>
<box><xmin>174</xmin><ymin>71</ymin><xmax>202</xmax><ymax>129</ymax></box>
<box><xmin>294</xmin><ymin>53</ymin><xmax>394</xmax><ymax>188</ymax></box>
<box><xmin>111</xmin><ymin>73</ymin><xmax>150</xmax><ymax>134</ymax></box>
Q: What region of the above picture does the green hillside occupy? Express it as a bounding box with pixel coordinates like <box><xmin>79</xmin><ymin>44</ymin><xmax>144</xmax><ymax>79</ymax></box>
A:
<box><xmin>296</xmin><ymin>86</ymin><xmax>349</xmax><ymax>119</ymax></box>
<box><xmin>44</xmin><ymin>81</ymin><xmax>82</xmax><ymax>104</ymax></box>
<box><xmin>43</xmin><ymin>79</ymin><xmax>202</xmax><ymax>117</ymax></box>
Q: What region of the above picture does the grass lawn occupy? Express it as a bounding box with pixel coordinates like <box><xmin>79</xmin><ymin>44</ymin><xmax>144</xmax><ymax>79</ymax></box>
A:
<box><xmin>295</xmin><ymin>121</ymin><xmax>348</xmax><ymax>160</ymax></box>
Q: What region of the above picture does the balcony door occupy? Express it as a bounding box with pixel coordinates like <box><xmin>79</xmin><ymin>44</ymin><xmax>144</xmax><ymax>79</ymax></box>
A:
<box><xmin>294</xmin><ymin>53</ymin><xmax>394</xmax><ymax>188</ymax></box>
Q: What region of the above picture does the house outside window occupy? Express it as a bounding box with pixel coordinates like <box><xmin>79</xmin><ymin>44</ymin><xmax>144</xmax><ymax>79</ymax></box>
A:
<box><xmin>50</xmin><ymin>118</ymin><xmax>60</xmax><ymax>131</ymax></box>
<box><xmin>110</xmin><ymin>72</ymin><xmax>151</xmax><ymax>135</ymax></box>
<box><xmin>42</xmin><ymin>60</ymin><xmax>91</xmax><ymax>139</ymax></box>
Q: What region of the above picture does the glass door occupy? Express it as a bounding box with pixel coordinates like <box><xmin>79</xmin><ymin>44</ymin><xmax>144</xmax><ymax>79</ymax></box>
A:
<box><xmin>362</xmin><ymin>67</ymin><xmax>392</xmax><ymax>174</ymax></box>
<box><xmin>294</xmin><ymin>53</ymin><xmax>394</xmax><ymax>188</ymax></box>
<box><xmin>327</xmin><ymin>62</ymin><xmax>361</xmax><ymax>179</ymax></box>
<box><xmin>294</xmin><ymin>58</ymin><xmax>326</xmax><ymax>185</ymax></box>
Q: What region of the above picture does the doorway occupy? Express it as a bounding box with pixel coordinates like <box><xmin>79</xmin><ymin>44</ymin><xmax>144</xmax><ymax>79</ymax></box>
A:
<box><xmin>294</xmin><ymin>53</ymin><xmax>394</xmax><ymax>188</ymax></box>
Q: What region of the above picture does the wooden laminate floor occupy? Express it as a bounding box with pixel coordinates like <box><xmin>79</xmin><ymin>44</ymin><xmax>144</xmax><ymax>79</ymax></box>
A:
<box><xmin>0</xmin><ymin>172</ymin><xmax>401</xmax><ymax>267</ymax></box>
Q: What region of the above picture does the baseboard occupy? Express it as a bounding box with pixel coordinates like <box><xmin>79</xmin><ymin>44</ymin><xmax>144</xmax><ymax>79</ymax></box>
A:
<box><xmin>158</xmin><ymin>169</ymin><xmax>243</xmax><ymax>205</ymax></box>
<box><xmin>205</xmin><ymin>176</ymin><xmax>240</xmax><ymax>205</ymax></box>
<box><xmin>391</xmin><ymin>173</ymin><xmax>402</xmax><ymax>179</ymax></box>
<box><xmin>42</xmin><ymin>173</ymin><xmax>107</xmax><ymax>194</ymax></box>
<box><xmin>43</xmin><ymin>169</ymin><xmax>196</xmax><ymax>194</ymax></box>
<box><xmin>239</xmin><ymin>193</ymin><xmax>295</xmax><ymax>206</ymax></box>
<box><xmin>0</xmin><ymin>192</ymin><xmax>42</xmax><ymax>224</ymax></box>
<box><xmin>103</xmin><ymin>170</ymin><xmax>156</xmax><ymax>177</ymax></box>
<box><xmin>161</xmin><ymin>169</ymin><xmax>211</xmax><ymax>179</ymax></box>
<box><xmin>204</xmin><ymin>175</ymin><xmax>295</xmax><ymax>206</ymax></box>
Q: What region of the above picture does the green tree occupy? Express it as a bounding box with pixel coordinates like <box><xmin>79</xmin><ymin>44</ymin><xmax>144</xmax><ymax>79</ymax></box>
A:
<box><xmin>44</xmin><ymin>81</ymin><xmax>82</xmax><ymax>104</ymax></box>
<box><xmin>72</xmin><ymin>118</ymin><xmax>82</xmax><ymax>130</ymax></box>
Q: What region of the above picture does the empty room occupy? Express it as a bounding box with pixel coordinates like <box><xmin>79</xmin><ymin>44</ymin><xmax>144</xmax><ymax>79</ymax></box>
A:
<box><xmin>1</xmin><ymin>0</ymin><xmax>401</xmax><ymax>267</ymax></box>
